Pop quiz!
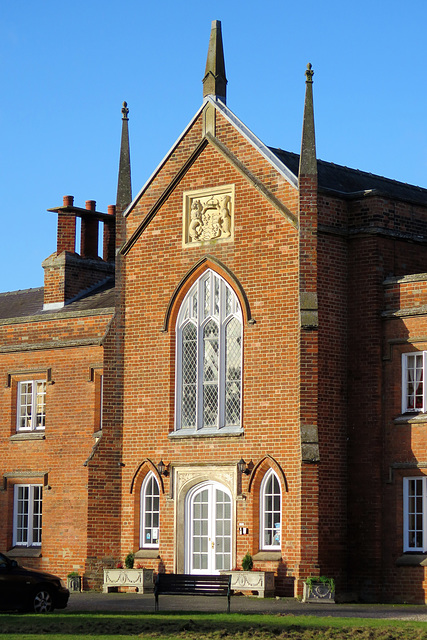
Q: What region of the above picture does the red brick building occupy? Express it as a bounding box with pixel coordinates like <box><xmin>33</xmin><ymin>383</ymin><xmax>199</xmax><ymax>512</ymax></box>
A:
<box><xmin>3</xmin><ymin>21</ymin><xmax>427</xmax><ymax>602</ymax></box>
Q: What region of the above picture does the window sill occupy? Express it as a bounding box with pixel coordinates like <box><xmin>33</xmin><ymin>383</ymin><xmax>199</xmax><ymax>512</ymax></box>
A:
<box><xmin>252</xmin><ymin>551</ymin><xmax>282</xmax><ymax>562</ymax></box>
<box><xmin>135</xmin><ymin>549</ymin><xmax>160</xmax><ymax>559</ymax></box>
<box><xmin>169</xmin><ymin>427</ymin><xmax>244</xmax><ymax>439</ymax></box>
<box><xmin>394</xmin><ymin>413</ymin><xmax>427</xmax><ymax>425</ymax></box>
<box><xmin>396</xmin><ymin>554</ymin><xmax>427</xmax><ymax>566</ymax></box>
<box><xmin>9</xmin><ymin>432</ymin><xmax>46</xmax><ymax>442</ymax></box>
<box><xmin>7</xmin><ymin>547</ymin><xmax>42</xmax><ymax>558</ymax></box>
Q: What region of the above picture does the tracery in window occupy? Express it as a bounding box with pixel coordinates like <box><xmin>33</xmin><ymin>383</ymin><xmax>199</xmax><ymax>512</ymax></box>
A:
<box><xmin>176</xmin><ymin>270</ymin><xmax>242</xmax><ymax>431</ymax></box>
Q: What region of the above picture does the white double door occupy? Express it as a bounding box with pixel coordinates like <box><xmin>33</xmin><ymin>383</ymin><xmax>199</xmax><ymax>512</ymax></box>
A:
<box><xmin>185</xmin><ymin>481</ymin><xmax>232</xmax><ymax>574</ymax></box>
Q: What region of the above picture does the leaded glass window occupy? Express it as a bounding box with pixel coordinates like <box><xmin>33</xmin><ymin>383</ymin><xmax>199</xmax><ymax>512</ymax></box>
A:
<box><xmin>176</xmin><ymin>270</ymin><xmax>242</xmax><ymax>430</ymax></box>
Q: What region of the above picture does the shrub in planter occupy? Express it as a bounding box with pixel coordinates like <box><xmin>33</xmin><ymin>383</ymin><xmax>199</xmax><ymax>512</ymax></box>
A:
<box><xmin>241</xmin><ymin>552</ymin><xmax>253</xmax><ymax>571</ymax></box>
<box><xmin>125</xmin><ymin>552</ymin><xmax>135</xmax><ymax>569</ymax></box>
<box><xmin>303</xmin><ymin>576</ymin><xmax>335</xmax><ymax>602</ymax></box>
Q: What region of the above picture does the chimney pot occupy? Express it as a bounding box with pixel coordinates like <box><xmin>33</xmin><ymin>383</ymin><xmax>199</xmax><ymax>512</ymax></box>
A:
<box><xmin>85</xmin><ymin>200</ymin><xmax>96</xmax><ymax>211</ymax></box>
<box><xmin>63</xmin><ymin>195</ymin><xmax>74</xmax><ymax>207</ymax></box>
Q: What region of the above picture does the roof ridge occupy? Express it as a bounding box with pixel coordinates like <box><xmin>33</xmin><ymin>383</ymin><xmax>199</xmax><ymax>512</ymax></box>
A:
<box><xmin>269</xmin><ymin>147</ymin><xmax>427</xmax><ymax>194</ymax></box>
<box><xmin>0</xmin><ymin>286</ymin><xmax>44</xmax><ymax>297</ymax></box>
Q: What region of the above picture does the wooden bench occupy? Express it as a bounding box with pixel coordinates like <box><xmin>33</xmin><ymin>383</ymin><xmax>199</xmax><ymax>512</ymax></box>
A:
<box><xmin>154</xmin><ymin>573</ymin><xmax>232</xmax><ymax>612</ymax></box>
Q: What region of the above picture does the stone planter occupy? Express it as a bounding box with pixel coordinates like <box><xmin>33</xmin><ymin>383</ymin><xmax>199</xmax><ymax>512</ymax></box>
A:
<box><xmin>302</xmin><ymin>581</ymin><xmax>335</xmax><ymax>603</ymax></box>
<box><xmin>103</xmin><ymin>568</ymin><xmax>154</xmax><ymax>593</ymax></box>
<box><xmin>220</xmin><ymin>570</ymin><xmax>275</xmax><ymax>598</ymax></box>
<box><xmin>67</xmin><ymin>575</ymin><xmax>81</xmax><ymax>592</ymax></box>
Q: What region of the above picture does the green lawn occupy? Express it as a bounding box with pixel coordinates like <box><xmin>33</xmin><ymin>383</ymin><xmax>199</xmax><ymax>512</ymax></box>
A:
<box><xmin>0</xmin><ymin>611</ymin><xmax>427</xmax><ymax>640</ymax></box>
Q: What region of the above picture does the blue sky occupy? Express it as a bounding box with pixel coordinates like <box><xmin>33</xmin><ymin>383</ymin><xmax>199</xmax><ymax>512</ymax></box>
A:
<box><xmin>2</xmin><ymin>0</ymin><xmax>427</xmax><ymax>292</ymax></box>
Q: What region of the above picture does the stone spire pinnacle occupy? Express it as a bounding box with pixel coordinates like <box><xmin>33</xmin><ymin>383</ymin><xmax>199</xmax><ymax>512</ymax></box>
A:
<box><xmin>203</xmin><ymin>20</ymin><xmax>227</xmax><ymax>103</ymax></box>
<box><xmin>299</xmin><ymin>63</ymin><xmax>317</xmax><ymax>178</ymax></box>
<box><xmin>116</xmin><ymin>101</ymin><xmax>132</xmax><ymax>209</ymax></box>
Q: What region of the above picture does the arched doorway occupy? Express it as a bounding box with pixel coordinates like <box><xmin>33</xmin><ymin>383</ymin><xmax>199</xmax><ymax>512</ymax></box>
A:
<box><xmin>185</xmin><ymin>481</ymin><xmax>232</xmax><ymax>574</ymax></box>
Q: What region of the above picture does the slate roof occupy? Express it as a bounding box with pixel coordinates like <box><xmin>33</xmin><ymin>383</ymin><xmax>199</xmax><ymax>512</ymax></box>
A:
<box><xmin>270</xmin><ymin>148</ymin><xmax>427</xmax><ymax>205</ymax></box>
<box><xmin>0</xmin><ymin>278</ymin><xmax>115</xmax><ymax>321</ymax></box>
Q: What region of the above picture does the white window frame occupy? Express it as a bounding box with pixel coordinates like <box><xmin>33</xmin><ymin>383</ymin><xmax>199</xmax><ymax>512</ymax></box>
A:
<box><xmin>403</xmin><ymin>476</ymin><xmax>427</xmax><ymax>552</ymax></box>
<box><xmin>402</xmin><ymin>352</ymin><xmax>427</xmax><ymax>413</ymax></box>
<box><xmin>140</xmin><ymin>473</ymin><xmax>160</xmax><ymax>548</ymax></box>
<box><xmin>260</xmin><ymin>469</ymin><xmax>282</xmax><ymax>550</ymax></box>
<box><xmin>13</xmin><ymin>484</ymin><xmax>43</xmax><ymax>547</ymax></box>
<box><xmin>99</xmin><ymin>374</ymin><xmax>104</xmax><ymax>430</ymax></box>
<box><xmin>175</xmin><ymin>269</ymin><xmax>243</xmax><ymax>431</ymax></box>
<box><xmin>17</xmin><ymin>379</ymin><xmax>46</xmax><ymax>431</ymax></box>
<box><xmin>184</xmin><ymin>481</ymin><xmax>233</xmax><ymax>574</ymax></box>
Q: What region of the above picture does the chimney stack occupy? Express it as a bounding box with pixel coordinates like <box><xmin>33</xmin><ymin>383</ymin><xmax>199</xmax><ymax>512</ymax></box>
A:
<box><xmin>57</xmin><ymin>195</ymin><xmax>76</xmax><ymax>254</ymax></box>
<box><xmin>81</xmin><ymin>200</ymin><xmax>99</xmax><ymax>259</ymax></box>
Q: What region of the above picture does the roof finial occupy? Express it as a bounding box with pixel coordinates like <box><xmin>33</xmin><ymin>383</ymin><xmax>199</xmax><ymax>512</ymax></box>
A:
<box><xmin>116</xmin><ymin>100</ymin><xmax>132</xmax><ymax>209</ymax></box>
<box><xmin>203</xmin><ymin>20</ymin><xmax>227</xmax><ymax>104</ymax></box>
<box><xmin>121</xmin><ymin>101</ymin><xmax>129</xmax><ymax>120</ymax></box>
<box><xmin>299</xmin><ymin>63</ymin><xmax>317</xmax><ymax>178</ymax></box>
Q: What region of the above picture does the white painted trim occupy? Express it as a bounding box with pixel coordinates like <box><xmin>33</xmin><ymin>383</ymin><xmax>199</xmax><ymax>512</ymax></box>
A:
<box><xmin>184</xmin><ymin>480</ymin><xmax>233</xmax><ymax>574</ymax></box>
<box><xmin>140</xmin><ymin>472</ymin><xmax>160</xmax><ymax>549</ymax></box>
<box><xmin>123</xmin><ymin>105</ymin><xmax>205</xmax><ymax>217</ymax></box>
<box><xmin>123</xmin><ymin>97</ymin><xmax>298</xmax><ymax>219</ymax></box>
<box><xmin>403</xmin><ymin>476</ymin><xmax>427</xmax><ymax>552</ymax></box>
<box><xmin>210</xmin><ymin>98</ymin><xmax>298</xmax><ymax>189</ymax></box>
<box><xmin>16</xmin><ymin>380</ymin><xmax>46</xmax><ymax>432</ymax></box>
<box><xmin>260</xmin><ymin>469</ymin><xmax>282</xmax><ymax>551</ymax></box>
<box><xmin>13</xmin><ymin>484</ymin><xmax>43</xmax><ymax>547</ymax></box>
<box><xmin>43</xmin><ymin>301</ymin><xmax>65</xmax><ymax>311</ymax></box>
<box><xmin>402</xmin><ymin>351</ymin><xmax>427</xmax><ymax>413</ymax></box>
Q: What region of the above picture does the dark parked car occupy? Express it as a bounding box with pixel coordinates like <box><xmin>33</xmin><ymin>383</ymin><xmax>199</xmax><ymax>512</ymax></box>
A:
<box><xmin>0</xmin><ymin>552</ymin><xmax>69</xmax><ymax>613</ymax></box>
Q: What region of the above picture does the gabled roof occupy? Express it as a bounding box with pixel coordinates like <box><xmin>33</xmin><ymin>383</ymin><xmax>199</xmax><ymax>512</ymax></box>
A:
<box><xmin>124</xmin><ymin>96</ymin><xmax>427</xmax><ymax>220</ymax></box>
<box><xmin>0</xmin><ymin>278</ymin><xmax>115</xmax><ymax>322</ymax></box>
<box><xmin>123</xmin><ymin>97</ymin><xmax>299</xmax><ymax>217</ymax></box>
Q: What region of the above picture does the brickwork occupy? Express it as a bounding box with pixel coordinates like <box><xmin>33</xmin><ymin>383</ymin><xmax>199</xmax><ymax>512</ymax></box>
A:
<box><xmin>0</xmin><ymin>311</ymin><xmax>111</xmax><ymax>584</ymax></box>
<box><xmin>4</xmin><ymin>70</ymin><xmax>427</xmax><ymax>605</ymax></box>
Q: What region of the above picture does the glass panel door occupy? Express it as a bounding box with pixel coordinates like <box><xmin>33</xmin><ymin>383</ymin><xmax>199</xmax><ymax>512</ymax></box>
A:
<box><xmin>187</xmin><ymin>482</ymin><xmax>232</xmax><ymax>574</ymax></box>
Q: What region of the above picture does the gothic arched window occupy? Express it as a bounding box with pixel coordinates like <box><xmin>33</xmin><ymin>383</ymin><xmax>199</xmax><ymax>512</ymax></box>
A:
<box><xmin>176</xmin><ymin>270</ymin><xmax>242</xmax><ymax>432</ymax></box>
<box><xmin>140</xmin><ymin>473</ymin><xmax>160</xmax><ymax>548</ymax></box>
<box><xmin>260</xmin><ymin>469</ymin><xmax>281</xmax><ymax>549</ymax></box>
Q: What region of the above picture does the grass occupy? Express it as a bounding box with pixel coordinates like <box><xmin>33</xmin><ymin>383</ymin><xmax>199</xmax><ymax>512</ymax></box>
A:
<box><xmin>0</xmin><ymin>611</ymin><xmax>427</xmax><ymax>640</ymax></box>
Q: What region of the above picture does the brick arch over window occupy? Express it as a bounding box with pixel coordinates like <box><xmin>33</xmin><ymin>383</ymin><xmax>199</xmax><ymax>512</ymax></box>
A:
<box><xmin>129</xmin><ymin>459</ymin><xmax>164</xmax><ymax>495</ymax></box>
<box><xmin>175</xmin><ymin>269</ymin><xmax>243</xmax><ymax>431</ymax></box>
<box><xmin>130</xmin><ymin>460</ymin><xmax>163</xmax><ymax>552</ymax></box>
<box><xmin>247</xmin><ymin>455</ymin><xmax>288</xmax><ymax>494</ymax></box>
<box><xmin>162</xmin><ymin>256</ymin><xmax>254</xmax><ymax>333</ymax></box>
<box><xmin>247</xmin><ymin>456</ymin><xmax>287</xmax><ymax>554</ymax></box>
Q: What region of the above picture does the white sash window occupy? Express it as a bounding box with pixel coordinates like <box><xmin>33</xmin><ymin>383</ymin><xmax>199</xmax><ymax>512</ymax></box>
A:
<box><xmin>402</xmin><ymin>352</ymin><xmax>426</xmax><ymax>413</ymax></box>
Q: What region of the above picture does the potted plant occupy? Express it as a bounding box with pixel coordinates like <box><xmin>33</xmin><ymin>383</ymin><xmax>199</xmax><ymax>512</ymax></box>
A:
<box><xmin>125</xmin><ymin>552</ymin><xmax>135</xmax><ymax>569</ymax></box>
<box><xmin>67</xmin><ymin>571</ymin><xmax>81</xmax><ymax>592</ymax></box>
<box><xmin>103</xmin><ymin>553</ymin><xmax>154</xmax><ymax>593</ymax></box>
<box><xmin>303</xmin><ymin>576</ymin><xmax>335</xmax><ymax>603</ymax></box>
<box><xmin>241</xmin><ymin>552</ymin><xmax>253</xmax><ymax>571</ymax></box>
